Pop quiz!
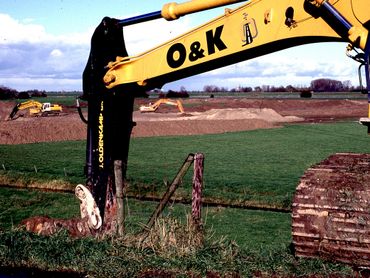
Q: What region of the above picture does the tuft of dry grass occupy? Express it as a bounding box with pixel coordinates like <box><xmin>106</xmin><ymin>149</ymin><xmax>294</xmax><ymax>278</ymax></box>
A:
<box><xmin>113</xmin><ymin>215</ymin><xmax>205</xmax><ymax>258</ymax></box>
<box><xmin>140</xmin><ymin>215</ymin><xmax>204</xmax><ymax>257</ymax></box>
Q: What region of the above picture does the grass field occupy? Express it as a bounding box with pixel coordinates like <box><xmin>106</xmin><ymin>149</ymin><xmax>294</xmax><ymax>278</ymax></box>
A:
<box><xmin>1</xmin><ymin>121</ymin><xmax>370</xmax><ymax>207</ymax></box>
<box><xmin>1</xmin><ymin>121</ymin><xmax>369</xmax><ymax>276</ymax></box>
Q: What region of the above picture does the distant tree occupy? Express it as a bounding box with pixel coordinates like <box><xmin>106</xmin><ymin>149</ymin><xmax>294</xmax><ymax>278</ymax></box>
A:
<box><xmin>0</xmin><ymin>86</ymin><xmax>18</xmax><ymax>100</ymax></box>
<box><xmin>285</xmin><ymin>85</ymin><xmax>296</xmax><ymax>92</ymax></box>
<box><xmin>310</xmin><ymin>78</ymin><xmax>344</xmax><ymax>92</ymax></box>
<box><xmin>239</xmin><ymin>86</ymin><xmax>253</xmax><ymax>92</ymax></box>
<box><xmin>254</xmin><ymin>86</ymin><xmax>262</xmax><ymax>92</ymax></box>
<box><xmin>352</xmin><ymin>84</ymin><xmax>367</xmax><ymax>92</ymax></box>
<box><xmin>180</xmin><ymin>86</ymin><xmax>187</xmax><ymax>93</ymax></box>
<box><xmin>166</xmin><ymin>90</ymin><xmax>189</xmax><ymax>98</ymax></box>
<box><xmin>203</xmin><ymin>85</ymin><xmax>229</xmax><ymax>93</ymax></box>
<box><xmin>203</xmin><ymin>85</ymin><xmax>220</xmax><ymax>93</ymax></box>
<box><xmin>261</xmin><ymin>85</ymin><xmax>270</xmax><ymax>92</ymax></box>
<box><xmin>342</xmin><ymin>80</ymin><xmax>353</xmax><ymax>91</ymax></box>
<box><xmin>17</xmin><ymin>91</ymin><xmax>30</xmax><ymax>99</ymax></box>
<box><xmin>24</xmin><ymin>90</ymin><xmax>47</xmax><ymax>98</ymax></box>
<box><xmin>270</xmin><ymin>86</ymin><xmax>287</xmax><ymax>92</ymax></box>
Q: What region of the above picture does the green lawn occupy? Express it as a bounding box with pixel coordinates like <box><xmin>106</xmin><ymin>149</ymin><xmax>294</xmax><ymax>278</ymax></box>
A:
<box><xmin>1</xmin><ymin>121</ymin><xmax>370</xmax><ymax>244</ymax></box>
<box><xmin>1</xmin><ymin>121</ymin><xmax>365</xmax><ymax>276</ymax></box>
<box><xmin>1</xmin><ymin>122</ymin><xmax>370</xmax><ymax>208</ymax></box>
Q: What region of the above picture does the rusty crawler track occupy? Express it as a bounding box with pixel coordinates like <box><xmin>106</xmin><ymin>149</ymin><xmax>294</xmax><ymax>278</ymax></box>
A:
<box><xmin>292</xmin><ymin>153</ymin><xmax>370</xmax><ymax>267</ymax></box>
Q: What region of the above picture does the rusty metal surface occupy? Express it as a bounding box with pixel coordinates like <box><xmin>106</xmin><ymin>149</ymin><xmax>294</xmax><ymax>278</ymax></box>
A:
<box><xmin>292</xmin><ymin>153</ymin><xmax>370</xmax><ymax>267</ymax></box>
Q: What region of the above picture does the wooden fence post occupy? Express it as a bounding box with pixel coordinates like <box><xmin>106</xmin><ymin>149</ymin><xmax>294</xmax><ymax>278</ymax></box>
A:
<box><xmin>145</xmin><ymin>153</ymin><xmax>195</xmax><ymax>230</ymax></box>
<box><xmin>192</xmin><ymin>153</ymin><xmax>204</xmax><ymax>226</ymax></box>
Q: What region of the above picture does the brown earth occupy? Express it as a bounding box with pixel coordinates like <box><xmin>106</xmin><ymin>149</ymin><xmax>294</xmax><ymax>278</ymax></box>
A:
<box><xmin>0</xmin><ymin>98</ymin><xmax>367</xmax><ymax>144</ymax></box>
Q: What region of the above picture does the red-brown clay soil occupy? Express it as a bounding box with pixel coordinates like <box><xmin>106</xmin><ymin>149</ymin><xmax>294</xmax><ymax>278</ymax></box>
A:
<box><xmin>0</xmin><ymin>98</ymin><xmax>367</xmax><ymax>144</ymax></box>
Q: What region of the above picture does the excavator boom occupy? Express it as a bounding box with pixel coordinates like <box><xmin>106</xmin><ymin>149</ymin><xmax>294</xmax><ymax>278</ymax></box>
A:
<box><xmin>139</xmin><ymin>98</ymin><xmax>185</xmax><ymax>113</ymax></box>
<box><xmin>104</xmin><ymin>0</ymin><xmax>369</xmax><ymax>92</ymax></box>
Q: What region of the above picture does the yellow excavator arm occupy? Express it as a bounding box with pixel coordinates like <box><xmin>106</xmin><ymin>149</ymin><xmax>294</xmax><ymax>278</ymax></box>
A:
<box><xmin>103</xmin><ymin>0</ymin><xmax>369</xmax><ymax>91</ymax></box>
<box><xmin>139</xmin><ymin>98</ymin><xmax>185</xmax><ymax>113</ymax></box>
<box><xmin>14</xmin><ymin>100</ymin><xmax>42</xmax><ymax>110</ymax></box>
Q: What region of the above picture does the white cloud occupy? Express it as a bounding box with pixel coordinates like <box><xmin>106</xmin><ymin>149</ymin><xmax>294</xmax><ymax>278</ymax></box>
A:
<box><xmin>50</xmin><ymin>49</ymin><xmax>63</xmax><ymax>57</ymax></box>
<box><xmin>123</xmin><ymin>17</ymin><xmax>192</xmax><ymax>55</ymax></box>
<box><xmin>0</xmin><ymin>13</ymin><xmax>363</xmax><ymax>92</ymax></box>
<box><xmin>0</xmin><ymin>13</ymin><xmax>91</xmax><ymax>45</ymax></box>
<box><xmin>0</xmin><ymin>13</ymin><xmax>92</xmax><ymax>91</ymax></box>
<box><xmin>0</xmin><ymin>14</ymin><xmax>48</xmax><ymax>44</ymax></box>
<box><xmin>0</xmin><ymin>13</ymin><xmax>193</xmax><ymax>91</ymax></box>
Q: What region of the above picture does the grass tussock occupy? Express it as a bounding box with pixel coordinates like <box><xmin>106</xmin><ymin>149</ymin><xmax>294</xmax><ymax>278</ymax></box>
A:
<box><xmin>140</xmin><ymin>215</ymin><xmax>204</xmax><ymax>258</ymax></box>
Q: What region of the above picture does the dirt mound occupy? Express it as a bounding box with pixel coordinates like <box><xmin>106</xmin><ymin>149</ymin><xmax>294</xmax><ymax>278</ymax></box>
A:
<box><xmin>0</xmin><ymin>114</ymin><xmax>86</xmax><ymax>144</ymax></box>
<box><xmin>188</xmin><ymin>108</ymin><xmax>303</xmax><ymax>122</ymax></box>
<box><xmin>132</xmin><ymin>119</ymin><xmax>277</xmax><ymax>137</ymax></box>
<box><xmin>0</xmin><ymin>102</ymin><xmax>15</xmax><ymax>121</ymax></box>
<box><xmin>0</xmin><ymin>107</ymin><xmax>290</xmax><ymax>144</ymax></box>
<box><xmin>0</xmin><ymin>98</ymin><xmax>366</xmax><ymax>145</ymax></box>
<box><xmin>133</xmin><ymin>108</ymin><xmax>303</xmax><ymax>122</ymax></box>
<box><xmin>131</xmin><ymin>108</ymin><xmax>302</xmax><ymax>137</ymax></box>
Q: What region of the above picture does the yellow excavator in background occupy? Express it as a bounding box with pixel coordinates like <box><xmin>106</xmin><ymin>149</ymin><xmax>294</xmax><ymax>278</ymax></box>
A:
<box><xmin>9</xmin><ymin>100</ymin><xmax>63</xmax><ymax>119</ymax></box>
<box><xmin>139</xmin><ymin>98</ymin><xmax>185</xmax><ymax>113</ymax></box>
<box><xmin>76</xmin><ymin>0</ymin><xmax>370</xmax><ymax>267</ymax></box>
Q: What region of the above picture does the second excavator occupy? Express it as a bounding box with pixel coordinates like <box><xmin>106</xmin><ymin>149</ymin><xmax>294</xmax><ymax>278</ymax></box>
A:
<box><xmin>139</xmin><ymin>98</ymin><xmax>185</xmax><ymax>113</ymax></box>
<box><xmin>9</xmin><ymin>100</ymin><xmax>63</xmax><ymax>120</ymax></box>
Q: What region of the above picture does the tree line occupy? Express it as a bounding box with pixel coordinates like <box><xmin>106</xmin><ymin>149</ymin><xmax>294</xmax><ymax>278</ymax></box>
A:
<box><xmin>0</xmin><ymin>86</ymin><xmax>47</xmax><ymax>100</ymax></box>
<box><xmin>0</xmin><ymin>78</ymin><xmax>364</xmax><ymax>100</ymax></box>
<box><xmin>203</xmin><ymin>78</ymin><xmax>361</xmax><ymax>93</ymax></box>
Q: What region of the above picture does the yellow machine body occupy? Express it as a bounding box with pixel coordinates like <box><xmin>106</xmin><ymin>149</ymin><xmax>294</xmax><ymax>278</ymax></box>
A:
<box><xmin>9</xmin><ymin>100</ymin><xmax>63</xmax><ymax>119</ymax></box>
<box><xmin>103</xmin><ymin>0</ymin><xmax>369</xmax><ymax>91</ymax></box>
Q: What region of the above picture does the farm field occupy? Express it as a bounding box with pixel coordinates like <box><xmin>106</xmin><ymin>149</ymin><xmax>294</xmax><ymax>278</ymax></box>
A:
<box><xmin>0</xmin><ymin>96</ymin><xmax>370</xmax><ymax>277</ymax></box>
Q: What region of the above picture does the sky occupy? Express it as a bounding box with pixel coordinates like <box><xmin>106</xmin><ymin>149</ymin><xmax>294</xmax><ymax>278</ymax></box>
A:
<box><xmin>0</xmin><ymin>0</ymin><xmax>363</xmax><ymax>92</ymax></box>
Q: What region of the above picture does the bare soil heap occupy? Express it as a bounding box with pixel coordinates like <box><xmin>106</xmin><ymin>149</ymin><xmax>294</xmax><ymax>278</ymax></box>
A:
<box><xmin>0</xmin><ymin>98</ymin><xmax>367</xmax><ymax>144</ymax></box>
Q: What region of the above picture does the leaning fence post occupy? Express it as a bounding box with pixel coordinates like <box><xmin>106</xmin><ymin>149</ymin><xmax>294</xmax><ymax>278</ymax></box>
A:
<box><xmin>145</xmin><ymin>153</ymin><xmax>195</xmax><ymax>230</ymax></box>
<box><xmin>192</xmin><ymin>153</ymin><xmax>204</xmax><ymax>227</ymax></box>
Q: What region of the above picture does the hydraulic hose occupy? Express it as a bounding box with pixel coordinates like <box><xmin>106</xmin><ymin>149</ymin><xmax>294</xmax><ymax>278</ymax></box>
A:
<box><xmin>76</xmin><ymin>97</ymin><xmax>88</xmax><ymax>124</ymax></box>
